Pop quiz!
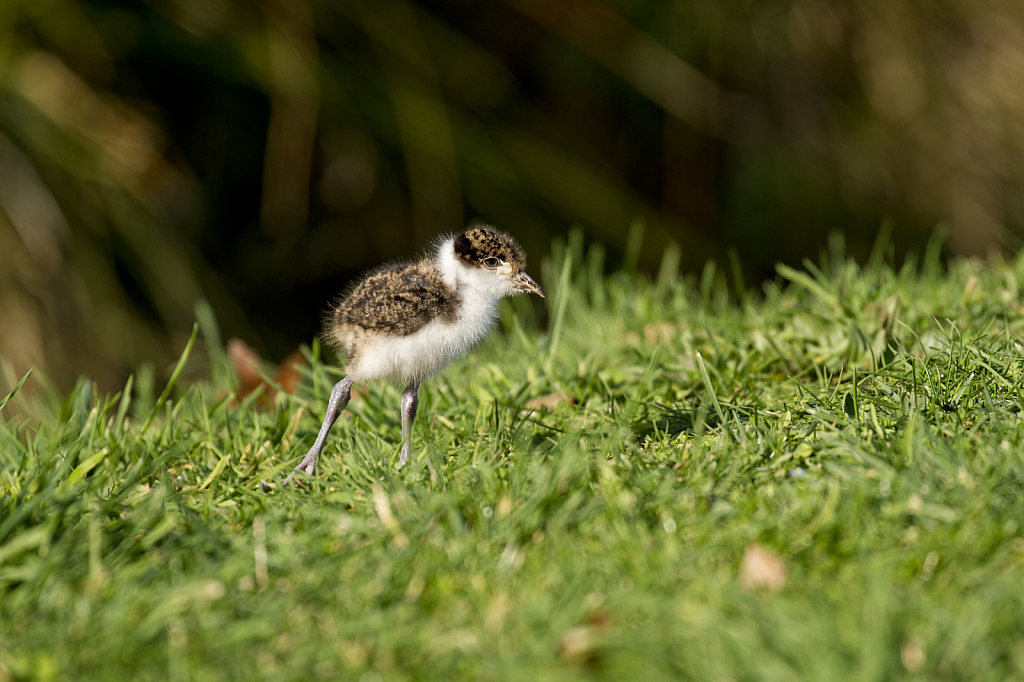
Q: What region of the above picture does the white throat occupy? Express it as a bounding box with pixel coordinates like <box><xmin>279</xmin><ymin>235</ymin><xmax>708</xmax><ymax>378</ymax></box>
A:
<box><xmin>432</xmin><ymin>237</ymin><xmax>506</xmax><ymax>350</ymax></box>
<box><xmin>435</xmin><ymin>237</ymin><xmax>517</xmax><ymax>302</ymax></box>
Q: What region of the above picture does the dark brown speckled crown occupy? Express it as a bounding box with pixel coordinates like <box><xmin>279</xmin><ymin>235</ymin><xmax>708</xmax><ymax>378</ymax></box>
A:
<box><xmin>453</xmin><ymin>226</ymin><xmax>525</xmax><ymax>269</ymax></box>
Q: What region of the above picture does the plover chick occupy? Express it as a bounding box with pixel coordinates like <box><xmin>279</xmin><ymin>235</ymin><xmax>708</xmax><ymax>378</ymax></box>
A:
<box><xmin>285</xmin><ymin>225</ymin><xmax>544</xmax><ymax>482</ymax></box>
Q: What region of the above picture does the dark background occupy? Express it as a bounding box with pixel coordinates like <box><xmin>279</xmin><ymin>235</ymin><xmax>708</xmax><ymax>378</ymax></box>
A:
<box><xmin>2</xmin><ymin>0</ymin><xmax>1023</xmax><ymax>391</ymax></box>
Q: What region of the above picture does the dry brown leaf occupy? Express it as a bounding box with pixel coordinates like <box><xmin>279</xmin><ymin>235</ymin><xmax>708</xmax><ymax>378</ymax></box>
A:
<box><xmin>274</xmin><ymin>349</ymin><xmax>306</xmax><ymax>396</ymax></box>
<box><xmin>643</xmin><ymin>321</ymin><xmax>675</xmax><ymax>343</ymax></box>
<box><xmin>901</xmin><ymin>637</ymin><xmax>926</xmax><ymax>672</ymax></box>
<box><xmin>228</xmin><ymin>338</ymin><xmax>306</xmax><ymax>410</ymax></box>
<box><xmin>524</xmin><ymin>390</ymin><xmax>576</xmax><ymax>411</ymax></box>
<box><xmin>738</xmin><ymin>543</ymin><xmax>787</xmax><ymax>592</ymax></box>
<box><xmin>372</xmin><ymin>484</ymin><xmax>409</xmax><ymax>548</ymax></box>
<box><xmin>228</xmin><ymin>338</ymin><xmax>263</xmax><ymax>402</ymax></box>
<box><xmin>557</xmin><ymin>610</ymin><xmax>612</xmax><ymax>666</ymax></box>
<box><xmin>485</xmin><ymin>592</ymin><xmax>511</xmax><ymax>632</ymax></box>
<box><xmin>558</xmin><ymin>626</ymin><xmax>594</xmax><ymax>662</ymax></box>
<box><xmin>620</xmin><ymin>330</ymin><xmax>641</xmax><ymax>346</ymax></box>
<box><xmin>496</xmin><ymin>495</ymin><xmax>512</xmax><ymax>519</ymax></box>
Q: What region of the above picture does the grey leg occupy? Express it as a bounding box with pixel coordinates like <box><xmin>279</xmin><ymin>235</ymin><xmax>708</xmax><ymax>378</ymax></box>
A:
<box><xmin>398</xmin><ymin>382</ymin><xmax>419</xmax><ymax>468</ymax></box>
<box><xmin>284</xmin><ymin>377</ymin><xmax>353</xmax><ymax>484</ymax></box>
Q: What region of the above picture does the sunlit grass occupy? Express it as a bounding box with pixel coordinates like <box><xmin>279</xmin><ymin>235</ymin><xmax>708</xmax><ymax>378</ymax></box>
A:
<box><xmin>3</xmin><ymin>234</ymin><xmax>1024</xmax><ymax>680</ymax></box>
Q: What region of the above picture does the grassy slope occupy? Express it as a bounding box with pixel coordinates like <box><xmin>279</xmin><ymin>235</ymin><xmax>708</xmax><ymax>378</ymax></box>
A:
<box><xmin>3</xmin><ymin>234</ymin><xmax>1024</xmax><ymax>681</ymax></box>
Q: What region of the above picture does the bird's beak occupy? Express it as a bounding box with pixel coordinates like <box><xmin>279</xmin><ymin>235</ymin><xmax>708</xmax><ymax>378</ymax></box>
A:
<box><xmin>511</xmin><ymin>269</ymin><xmax>545</xmax><ymax>298</ymax></box>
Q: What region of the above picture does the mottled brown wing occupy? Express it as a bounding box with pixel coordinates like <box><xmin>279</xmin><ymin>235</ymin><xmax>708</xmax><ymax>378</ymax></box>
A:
<box><xmin>334</xmin><ymin>262</ymin><xmax>459</xmax><ymax>336</ymax></box>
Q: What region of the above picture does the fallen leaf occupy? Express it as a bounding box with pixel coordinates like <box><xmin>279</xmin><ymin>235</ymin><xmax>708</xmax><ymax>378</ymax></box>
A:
<box><xmin>372</xmin><ymin>484</ymin><xmax>409</xmax><ymax>548</ymax></box>
<box><xmin>558</xmin><ymin>626</ymin><xmax>593</xmax><ymax>663</ymax></box>
<box><xmin>901</xmin><ymin>637</ymin><xmax>926</xmax><ymax>672</ymax></box>
<box><xmin>620</xmin><ymin>331</ymin><xmax>641</xmax><ymax>346</ymax></box>
<box><xmin>228</xmin><ymin>338</ymin><xmax>263</xmax><ymax>402</ymax></box>
<box><xmin>524</xmin><ymin>390</ymin><xmax>576</xmax><ymax>411</ymax></box>
<box><xmin>644</xmin><ymin>322</ymin><xmax>675</xmax><ymax>343</ymax></box>
<box><xmin>558</xmin><ymin>610</ymin><xmax>612</xmax><ymax>667</ymax></box>
<box><xmin>228</xmin><ymin>338</ymin><xmax>306</xmax><ymax>410</ymax></box>
<box><xmin>274</xmin><ymin>349</ymin><xmax>306</xmax><ymax>396</ymax></box>
<box><xmin>485</xmin><ymin>592</ymin><xmax>510</xmax><ymax>632</ymax></box>
<box><xmin>738</xmin><ymin>543</ymin><xmax>787</xmax><ymax>592</ymax></box>
<box><xmin>496</xmin><ymin>495</ymin><xmax>512</xmax><ymax>519</ymax></box>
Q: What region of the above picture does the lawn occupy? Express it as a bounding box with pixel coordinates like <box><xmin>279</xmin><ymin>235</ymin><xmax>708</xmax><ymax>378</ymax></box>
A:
<box><xmin>2</xmin><ymin>231</ymin><xmax>1024</xmax><ymax>681</ymax></box>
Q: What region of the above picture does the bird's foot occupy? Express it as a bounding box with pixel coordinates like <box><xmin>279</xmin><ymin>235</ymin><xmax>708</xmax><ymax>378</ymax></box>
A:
<box><xmin>283</xmin><ymin>450</ymin><xmax>318</xmax><ymax>486</ymax></box>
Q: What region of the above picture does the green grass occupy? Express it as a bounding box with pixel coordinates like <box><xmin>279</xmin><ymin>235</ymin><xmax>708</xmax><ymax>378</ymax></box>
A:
<box><xmin>4</xmin><ymin>232</ymin><xmax>1024</xmax><ymax>681</ymax></box>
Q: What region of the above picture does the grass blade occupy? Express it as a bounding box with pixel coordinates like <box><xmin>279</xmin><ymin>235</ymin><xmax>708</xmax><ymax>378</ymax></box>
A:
<box><xmin>0</xmin><ymin>370</ymin><xmax>31</xmax><ymax>413</ymax></box>
<box><xmin>142</xmin><ymin>324</ymin><xmax>198</xmax><ymax>432</ymax></box>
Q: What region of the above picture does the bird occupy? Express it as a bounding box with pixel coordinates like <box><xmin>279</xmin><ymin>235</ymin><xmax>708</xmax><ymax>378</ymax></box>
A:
<box><xmin>285</xmin><ymin>225</ymin><xmax>545</xmax><ymax>482</ymax></box>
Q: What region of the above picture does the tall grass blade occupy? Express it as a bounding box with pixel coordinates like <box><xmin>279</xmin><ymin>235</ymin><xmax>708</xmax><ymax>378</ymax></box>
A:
<box><xmin>0</xmin><ymin>370</ymin><xmax>31</xmax><ymax>413</ymax></box>
<box><xmin>142</xmin><ymin>324</ymin><xmax>198</xmax><ymax>432</ymax></box>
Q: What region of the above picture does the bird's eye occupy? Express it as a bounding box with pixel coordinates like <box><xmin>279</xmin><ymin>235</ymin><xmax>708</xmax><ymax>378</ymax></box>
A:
<box><xmin>483</xmin><ymin>257</ymin><xmax>500</xmax><ymax>269</ymax></box>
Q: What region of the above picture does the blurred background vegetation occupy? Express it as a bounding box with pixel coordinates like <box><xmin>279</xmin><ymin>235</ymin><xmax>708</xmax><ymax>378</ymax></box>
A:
<box><xmin>2</xmin><ymin>0</ymin><xmax>1024</xmax><ymax>392</ymax></box>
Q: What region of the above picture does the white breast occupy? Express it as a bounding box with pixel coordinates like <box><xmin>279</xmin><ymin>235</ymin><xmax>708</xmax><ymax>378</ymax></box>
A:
<box><xmin>345</xmin><ymin>240</ymin><xmax>503</xmax><ymax>384</ymax></box>
<box><xmin>347</xmin><ymin>299</ymin><xmax>496</xmax><ymax>384</ymax></box>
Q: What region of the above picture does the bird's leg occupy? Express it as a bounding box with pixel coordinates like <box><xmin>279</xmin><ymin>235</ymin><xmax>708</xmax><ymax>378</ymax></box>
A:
<box><xmin>398</xmin><ymin>382</ymin><xmax>419</xmax><ymax>468</ymax></box>
<box><xmin>284</xmin><ymin>376</ymin><xmax>353</xmax><ymax>484</ymax></box>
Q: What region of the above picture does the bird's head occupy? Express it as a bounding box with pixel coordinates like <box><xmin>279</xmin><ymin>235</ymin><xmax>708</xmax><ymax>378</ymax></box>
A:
<box><xmin>447</xmin><ymin>226</ymin><xmax>545</xmax><ymax>299</ymax></box>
